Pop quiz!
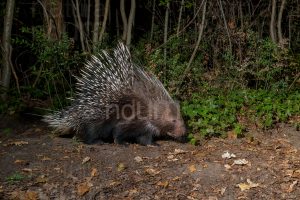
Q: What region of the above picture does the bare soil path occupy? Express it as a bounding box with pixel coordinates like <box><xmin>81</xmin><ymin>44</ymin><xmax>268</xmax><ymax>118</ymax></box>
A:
<box><xmin>0</xmin><ymin>117</ymin><xmax>299</xmax><ymax>199</ymax></box>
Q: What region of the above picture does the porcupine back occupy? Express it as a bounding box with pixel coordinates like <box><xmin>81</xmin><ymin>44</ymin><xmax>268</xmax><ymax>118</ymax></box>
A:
<box><xmin>43</xmin><ymin>42</ymin><xmax>186</xmax><ymax>145</ymax></box>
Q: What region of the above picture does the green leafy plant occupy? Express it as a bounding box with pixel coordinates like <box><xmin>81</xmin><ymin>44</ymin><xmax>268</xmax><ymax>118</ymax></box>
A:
<box><xmin>11</xmin><ymin>26</ymin><xmax>85</xmax><ymax>110</ymax></box>
<box><xmin>6</xmin><ymin>173</ymin><xmax>26</xmax><ymax>184</ymax></box>
<box><xmin>182</xmin><ymin>89</ymin><xmax>300</xmax><ymax>141</ymax></box>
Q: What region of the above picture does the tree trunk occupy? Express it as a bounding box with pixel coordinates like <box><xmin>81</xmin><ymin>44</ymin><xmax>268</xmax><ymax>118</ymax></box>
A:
<box><xmin>126</xmin><ymin>0</ymin><xmax>136</xmax><ymax>46</ymax></box>
<box><xmin>1</xmin><ymin>0</ymin><xmax>15</xmax><ymax>100</ymax></box>
<box><xmin>277</xmin><ymin>0</ymin><xmax>286</xmax><ymax>44</ymax></box>
<box><xmin>177</xmin><ymin>0</ymin><xmax>207</xmax><ymax>94</ymax></box>
<box><xmin>99</xmin><ymin>0</ymin><xmax>110</xmax><ymax>44</ymax></box>
<box><xmin>87</xmin><ymin>0</ymin><xmax>91</xmax><ymax>34</ymax></box>
<box><xmin>92</xmin><ymin>0</ymin><xmax>100</xmax><ymax>50</ymax></box>
<box><xmin>40</xmin><ymin>0</ymin><xmax>64</xmax><ymax>40</ymax></box>
<box><xmin>239</xmin><ymin>1</ymin><xmax>244</xmax><ymax>30</ymax></box>
<box><xmin>176</xmin><ymin>0</ymin><xmax>185</xmax><ymax>36</ymax></box>
<box><xmin>116</xmin><ymin>9</ymin><xmax>120</xmax><ymax>38</ymax></box>
<box><xmin>270</xmin><ymin>0</ymin><xmax>277</xmax><ymax>43</ymax></box>
<box><xmin>72</xmin><ymin>0</ymin><xmax>87</xmax><ymax>52</ymax></box>
<box><xmin>163</xmin><ymin>2</ymin><xmax>170</xmax><ymax>66</ymax></box>
<box><xmin>150</xmin><ymin>0</ymin><xmax>156</xmax><ymax>41</ymax></box>
<box><xmin>218</xmin><ymin>0</ymin><xmax>232</xmax><ymax>54</ymax></box>
<box><xmin>120</xmin><ymin>0</ymin><xmax>127</xmax><ymax>41</ymax></box>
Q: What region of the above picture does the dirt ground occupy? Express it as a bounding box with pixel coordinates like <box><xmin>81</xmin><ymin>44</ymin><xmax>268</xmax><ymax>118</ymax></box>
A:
<box><xmin>0</xmin><ymin>116</ymin><xmax>299</xmax><ymax>200</ymax></box>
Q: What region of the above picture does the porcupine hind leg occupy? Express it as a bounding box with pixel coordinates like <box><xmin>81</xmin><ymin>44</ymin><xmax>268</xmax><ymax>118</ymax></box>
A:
<box><xmin>82</xmin><ymin>121</ymin><xmax>115</xmax><ymax>144</ymax></box>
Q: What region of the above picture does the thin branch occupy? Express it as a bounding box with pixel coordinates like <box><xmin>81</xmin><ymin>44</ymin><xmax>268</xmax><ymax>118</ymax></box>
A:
<box><xmin>176</xmin><ymin>0</ymin><xmax>207</xmax><ymax>94</ymax></box>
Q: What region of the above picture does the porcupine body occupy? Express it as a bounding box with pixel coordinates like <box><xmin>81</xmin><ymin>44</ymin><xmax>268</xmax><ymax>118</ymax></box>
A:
<box><xmin>43</xmin><ymin>42</ymin><xmax>186</xmax><ymax>145</ymax></box>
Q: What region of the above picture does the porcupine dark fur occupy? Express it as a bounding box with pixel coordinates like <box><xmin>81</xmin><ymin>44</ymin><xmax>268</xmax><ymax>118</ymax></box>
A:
<box><xmin>43</xmin><ymin>42</ymin><xmax>186</xmax><ymax>145</ymax></box>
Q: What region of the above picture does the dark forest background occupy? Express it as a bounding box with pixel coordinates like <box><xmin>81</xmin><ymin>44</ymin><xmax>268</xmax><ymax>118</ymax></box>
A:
<box><xmin>1</xmin><ymin>0</ymin><xmax>300</xmax><ymax>139</ymax></box>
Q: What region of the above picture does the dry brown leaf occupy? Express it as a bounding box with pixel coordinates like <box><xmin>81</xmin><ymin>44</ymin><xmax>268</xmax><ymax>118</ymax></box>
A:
<box><xmin>174</xmin><ymin>149</ymin><xmax>188</xmax><ymax>154</ymax></box>
<box><xmin>9</xmin><ymin>141</ymin><xmax>28</xmax><ymax>146</ymax></box>
<box><xmin>128</xmin><ymin>189</ymin><xmax>138</xmax><ymax>196</ymax></box>
<box><xmin>134</xmin><ymin>156</ymin><xmax>143</xmax><ymax>163</ymax></box>
<box><xmin>91</xmin><ymin>168</ymin><xmax>98</xmax><ymax>177</ymax></box>
<box><xmin>22</xmin><ymin>168</ymin><xmax>33</xmax><ymax>173</ymax></box>
<box><xmin>172</xmin><ymin>176</ymin><xmax>180</xmax><ymax>181</ymax></box>
<box><xmin>14</xmin><ymin>159</ymin><xmax>27</xmax><ymax>165</ymax></box>
<box><xmin>10</xmin><ymin>191</ymin><xmax>24</xmax><ymax>199</ymax></box>
<box><xmin>25</xmin><ymin>190</ymin><xmax>38</xmax><ymax>200</ymax></box>
<box><xmin>109</xmin><ymin>181</ymin><xmax>121</xmax><ymax>187</ymax></box>
<box><xmin>237</xmin><ymin>179</ymin><xmax>259</xmax><ymax>191</ymax></box>
<box><xmin>77</xmin><ymin>182</ymin><xmax>91</xmax><ymax>196</ymax></box>
<box><xmin>82</xmin><ymin>157</ymin><xmax>91</xmax><ymax>164</ymax></box>
<box><xmin>188</xmin><ymin>164</ymin><xmax>197</xmax><ymax>173</ymax></box>
<box><xmin>292</xmin><ymin>169</ymin><xmax>300</xmax><ymax>178</ymax></box>
<box><xmin>233</xmin><ymin>159</ymin><xmax>249</xmax><ymax>165</ymax></box>
<box><xmin>287</xmin><ymin>180</ymin><xmax>298</xmax><ymax>193</ymax></box>
<box><xmin>227</xmin><ymin>131</ymin><xmax>237</xmax><ymax>139</ymax></box>
<box><xmin>41</xmin><ymin>156</ymin><xmax>51</xmax><ymax>161</ymax></box>
<box><xmin>167</xmin><ymin>154</ymin><xmax>179</xmax><ymax>162</ymax></box>
<box><xmin>35</xmin><ymin>176</ymin><xmax>48</xmax><ymax>184</ymax></box>
<box><xmin>117</xmin><ymin>163</ymin><xmax>126</xmax><ymax>172</ymax></box>
<box><xmin>157</xmin><ymin>181</ymin><xmax>169</xmax><ymax>188</ymax></box>
<box><xmin>224</xmin><ymin>164</ymin><xmax>231</xmax><ymax>170</ymax></box>
<box><xmin>145</xmin><ymin>168</ymin><xmax>160</xmax><ymax>176</ymax></box>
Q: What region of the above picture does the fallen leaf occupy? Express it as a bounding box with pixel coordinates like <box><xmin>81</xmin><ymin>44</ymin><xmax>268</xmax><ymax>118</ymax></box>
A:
<box><xmin>227</xmin><ymin>131</ymin><xmax>237</xmax><ymax>139</ymax></box>
<box><xmin>117</xmin><ymin>163</ymin><xmax>126</xmax><ymax>172</ymax></box>
<box><xmin>174</xmin><ymin>149</ymin><xmax>188</xmax><ymax>154</ymax></box>
<box><xmin>287</xmin><ymin>180</ymin><xmax>298</xmax><ymax>193</ymax></box>
<box><xmin>224</xmin><ymin>164</ymin><xmax>231</xmax><ymax>170</ymax></box>
<box><xmin>233</xmin><ymin>159</ymin><xmax>249</xmax><ymax>165</ymax></box>
<box><xmin>9</xmin><ymin>141</ymin><xmax>28</xmax><ymax>146</ymax></box>
<box><xmin>35</xmin><ymin>176</ymin><xmax>48</xmax><ymax>184</ymax></box>
<box><xmin>91</xmin><ymin>168</ymin><xmax>98</xmax><ymax>177</ymax></box>
<box><xmin>54</xmin><ymin>167</ymin><xmax>61</xmax><ymax>172</ymax></box>
<box><xmin>109</xmin><ymin>181</ymin><xmax>121</xmax><ymax>187</ymax></box>
<box><xmin>77</xmin><ymin>182</ymin><xmax>91</xmax><ymax>196</ymax></box>
<box><xmin>167</xmin><ymin>155</ymin><xmax>178</xmax><ymax>161</ymax></box>
<box><xmin>134</xmin><ymin>156</ymin><xmax>143</xmax><ymax>163</ymax></box>
<box><xmin>10</xmin><ymin>191</ymin><xmax>25</xmax><ymax>199</ymax></box>
<box><xmin>22</xmin><ymin>168</ymin><xmax>33</xmax><ymax>173</ymax></box>
<box><xmin>128</xmin><ymin>189</ymin><xmax>138</xmax><ymax>196</ymax></box>
<box><xmin>82</xmin><ymin>157</ymin><xmax>91</xmax><ymax>164</ymax></box>
<box><xmin>157</xmin><ymin>181</ymin><xmax>169</xmax><ymax>188</ymax></box>
<box><xmin>25</xmin><ymin>190</ymin><xmax>38</xmax><ymax>200</ymax></box>
<box><xmin>222</xmin><ymin>151</ymin><xmax>236</xmax><ymax>159</ymax></box>
<box><xmin>292</xmin><ymin>169</ymin><xmax>300</xmax><ymax>178</ymax></box>
<box><xmin>188</xmin><ymin>164</ymin><xmax>197</xmax><ymax>173</ymax></box>
<box><xmin>220</xmin><ymin>187</ymin><xmax>226</xmax><ymax>195</ymax></box>
<box><xmin>237</xmin><ymin>179</ymin><xmax>259</xmax><ymax>191</ymax></box>
<box><xmin>41</xmin><ymin>156</ymin><xmax>51</xmax><ymax>161</ymax></box>
<box><xmin>145</xmin><ymin>168</ymin><xmax>160</xmax><ymax>176</ymax></box>
<box><xmin>14</xmin><ymin>160</ymin><xmax>28</xmax><ymax>165</ymax></box>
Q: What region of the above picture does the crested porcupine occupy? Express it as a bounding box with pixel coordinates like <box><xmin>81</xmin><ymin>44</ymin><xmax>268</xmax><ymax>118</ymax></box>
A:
<box><xmin>43</xmin><ymin>42</ymin><xmax>186</xmax><ymax>145</ymax></box>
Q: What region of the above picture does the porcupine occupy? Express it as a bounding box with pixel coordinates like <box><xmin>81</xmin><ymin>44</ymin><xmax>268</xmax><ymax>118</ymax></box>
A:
<box><xmin>43</xmin><ymin>42</ymin><xmax>186</xmax><ymax>145</ymax></box>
